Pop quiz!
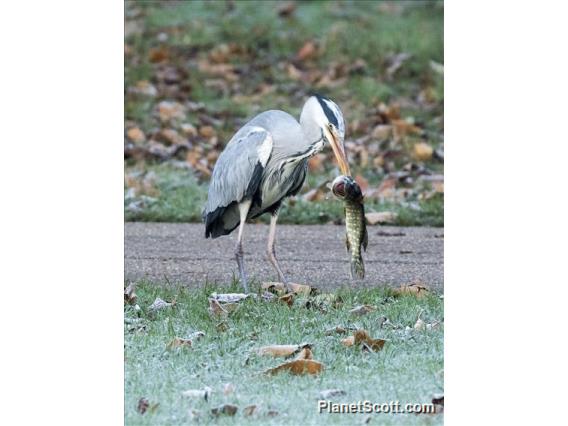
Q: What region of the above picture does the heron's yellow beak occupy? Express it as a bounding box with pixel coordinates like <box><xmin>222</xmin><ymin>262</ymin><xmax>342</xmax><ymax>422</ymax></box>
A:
<box><xmin>325</xmin><ymin>127</ymin><xmax>350</xmax><ymax>175</ymax></box>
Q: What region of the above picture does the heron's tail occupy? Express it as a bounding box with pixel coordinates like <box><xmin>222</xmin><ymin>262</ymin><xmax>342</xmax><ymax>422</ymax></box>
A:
<box><xmin>350</xmin><ymin>254</ymin><xmax>365</xmax><ymax>280</ymax></box>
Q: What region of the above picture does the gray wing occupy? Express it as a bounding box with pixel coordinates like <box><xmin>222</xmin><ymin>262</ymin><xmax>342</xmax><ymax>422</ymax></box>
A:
<box><xmin>203</xmin><ymin>126</ymin><xmax>273</xmax><ymax>236</ymax></box>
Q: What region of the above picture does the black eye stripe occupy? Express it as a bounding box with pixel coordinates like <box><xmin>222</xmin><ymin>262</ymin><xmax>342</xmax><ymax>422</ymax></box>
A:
<box><xmin>314</xmin><ymin>94</ymin><xmax>339</xmax><ymax>128</ymax></box>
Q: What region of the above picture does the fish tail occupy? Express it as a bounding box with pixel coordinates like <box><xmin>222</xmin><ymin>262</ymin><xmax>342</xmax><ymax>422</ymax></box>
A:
<box><xmin>350</xmin><ymin>253</ymin><xmax>365</xmax><ymax>280</ymax></box>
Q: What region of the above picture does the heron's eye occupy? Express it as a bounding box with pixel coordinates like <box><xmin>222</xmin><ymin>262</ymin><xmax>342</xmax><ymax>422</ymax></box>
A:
<box><xmin>328</xmin><ymin>123</ymin><xmax>334</xmax><ymax>130</ymax></box>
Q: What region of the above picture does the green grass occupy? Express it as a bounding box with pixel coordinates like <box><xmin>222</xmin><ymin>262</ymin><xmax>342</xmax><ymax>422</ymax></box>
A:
<box><xmin>125</xmin><ymin>164</ymin><xmax>443</xmax><ymax>227</ymax></box>
<box><xmin>125</xmin><ymin>281</ymin><xmax>443</xmax><ymax>425</ymax></box>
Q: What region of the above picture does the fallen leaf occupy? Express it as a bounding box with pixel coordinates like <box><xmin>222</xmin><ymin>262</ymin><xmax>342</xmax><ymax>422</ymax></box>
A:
<box><xmin>393</xmin><ymin>283</ymin><xmax>430</xmax><ymax>298</ymax></box>
<box><xmin>210</xmin><ymin>293</ymin><xmax>252</xmax><ymax>303</ymax></box>
<box><xmin>324</xmin><ymin>326</ymin><xmax>352</xmax><ymax>335</ymax></box>
<box><xmin>243</xmin><ymin>405</ymin><xmax>258</xmax><ymax>416</ymax></box>
<box><xmin>414</xmin><ymin>318</ymin><xmax>426</xmax><ymax>331</ymax></box>
<box><xmin>265</xmin><ymin>359</ymin><xmax>324</xmax><ymax>376</ymax></box>
<box><xmin>211</xmin><ymin>404</ymin><xmax>238</xmax><ymax>416</ymax></box>
<box><xmin>166</xmin><ymin>337</ymin><xmax>192</xmax><ymax>349</ymax></box>
<box><xmin>296</xmin><ymin>41</ymin><xmax>317</xmax><ymax>61</ymax></box>
<box><xmin>365</xmin><ymin>211</ymin><xmax>398</xmax><ymax>225</ymax></box>
<box><xmin>279</xmin><ymin>293</ymin><xmax>294</xmax><ymax>306</ymax></box>
<box><xmin>267</xmin><ymin>410</ymin><xmax>279</xmax><ymax>417</ymax></box>
<box><xmin>341</xmin><ymin>329</ymin><xmax>386</xmax><ymax>352</ymax></box>
<box><xmin>257</xmin><ymin>344</ymin><xmax>302</xmax><ymax>358</ymax></box>
<box><xmin>371</xmin><ymin>124</ymin><xmax>392</xmax><ymax>141</ymax></box>
<box><xmin>341</xmin><ymin>336</ymin><xmax>355</xmax><ymax>347</ymax></box>
<box><xmin>262</xmin><ymin>282</ymin><xmax>315</xmax><ymax>296</ymax></box>
<box><xmin>349</xmin><ymin>305</ymin><xmax>377</xmax><ymax>316</ymax></box>
<box><xmin>320</xmin><ymin>389</ymin><xmax>346</xmax><ymax>399</ymax></box>
<box><xmin>126</xmin><ymin>127</ymin><xmax>146</xmax><ymax>143</ymax></box>
<box><xmin>223</xmin><ymin>383</ymin><xmax>235</xmax><ymax>395</ymax></box>
<box><xmin>414</xmin><ymin>142</ymin><xmax>434</xmax><ymax>161</ymax></box>
<box><xmin>199</xmin><ymin>125</ymin><xmax>216</xmax><ymax>138</ymax></box>
<box><xmin>149</xmin><ymin>297</ymin><xmax>173</xmax><ymax>311</ymax></box>
<box><xmin>156</xmin><ymin>101</ymin><xmax>186</xmax><ymax>123</ymax></box>
<box><xmin>278</xmin><ymin>1</ymin><xmax>296</xmax><ymax>17</ymax></box>
<box><xmin>148</xmin><ymin>46</ymin><xmax>169</xmax><ymax>63</ymax></box>
<box><xmin>137</xmin><ymin>397</ymin><xmax>149</xmax><ymax>414</ymax></box>
<box><xmin>124</xmin><ymin>283</ymin><xmax>137</xmax><ymax>305</ymax></box>
<box><xmin>182</xmin><ymin>387</ymin><xmax>211</xmax><ymax>401</ymax></box>
<box><xmin>208</xmin><ymin>298</ymin><xmax>229</xmax><ymax>318</ymax></box>
<box><xmin>294</xmin><ymin>346</ymin><xmax>313</xmax><ymax>360</ymax></box>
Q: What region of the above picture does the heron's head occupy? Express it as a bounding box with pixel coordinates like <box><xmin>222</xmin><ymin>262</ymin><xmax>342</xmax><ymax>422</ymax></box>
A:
<box><xmin>301</xmin><ymin>94</ymin><xmax>350</xmax><ymax>175</ymax></box>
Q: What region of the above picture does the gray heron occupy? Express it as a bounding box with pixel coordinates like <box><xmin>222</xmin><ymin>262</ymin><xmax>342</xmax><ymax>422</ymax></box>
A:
<box><xmin>203</xmin><ymin>95</ymin><xmax>350</xmax><ymax>293</ymax></box>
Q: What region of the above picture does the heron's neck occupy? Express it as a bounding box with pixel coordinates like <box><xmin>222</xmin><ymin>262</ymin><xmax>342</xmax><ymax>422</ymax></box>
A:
<box><xmin>299</xmin><ymin>115</ymin><xmax>322</xmax><ymax>147</ymax></box>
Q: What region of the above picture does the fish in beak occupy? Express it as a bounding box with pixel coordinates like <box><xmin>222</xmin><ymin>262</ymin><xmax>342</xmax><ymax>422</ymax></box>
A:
<box><xmin>325</xmin><ymin>127</ymin><xmax>351</xmax><ymax>175</ymax></box>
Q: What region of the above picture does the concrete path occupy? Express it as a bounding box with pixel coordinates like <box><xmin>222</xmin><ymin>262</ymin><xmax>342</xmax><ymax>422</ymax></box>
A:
<box><xmin>125</xmin><ymin>223</ymin><xmax>443</xmax><ymax>290</ymax></box>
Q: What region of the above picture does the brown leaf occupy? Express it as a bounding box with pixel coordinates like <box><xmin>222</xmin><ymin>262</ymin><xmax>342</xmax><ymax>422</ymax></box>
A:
<box><xmin>265</xmin><ymin>359</ymin><xmax>324</xmax><ymax>376</ymax></box>
<box><xmin>211</xmin><ymin>404</ymin><xmax>238</xmax><ymax>416</ymax></box>
<box><xmin>257</xmin><ymin>344</ymin><xmax>302</xmax><ymax>358</ymax></box>
<box><xmin>342</xmin><ymin>329</ymin><xmax>386</xmax><ymax>352</ymax></box>
<box><xmin>393</xmin><ymin>282</ymin><xmax>430</xmax><ymax>298</ymax></box>
<box><xmin>199</xmin><ymin>125</ymin><xmax>216</xmax><ymax>138</ymax></box>
<box><xmin>156</xmin><ymin>101</ymin><xmax>186</xmax><ymax>123</ymax></box>
<box><xmin>278</xmin><ymin>1</ymin><xmax>296</xmax><ymax>17</ymax></box>
<box><xmin>362</xmin><ymin>338</ymin><xmax>386</xmax><ymax>352</ymax></box>
<box><xmin>208</xmin><ymin>298</ymin><xmax>229</xmax><ymax>318</ymax></box>
<box><xmin>294</xmin><ymin>347</ymin><xmax>313</xmax><ymax>360</ymax></box>
<box><xmin>126</xmin><ymin>127</ymin><xmax>146</xmax><ymax>144</ymax></box>
<box><xmin>166</xmin><ymin>337</ymin><xmax>193</xmax><ymax>349</ymax></box>
<box><xmin>341</xmin><ymin>336</ymin><xmax>355</xmax><ymax>347</ymax></box>
<box><xmin>349</xmin><ymin>305</ymin><xmax>377</xmax><ymax>316</ymax></box>
<box><xmin>279</xmin><ymin>293</ymin><xmax>294</xmax><ymax>307</ymax></box>
<box><xmin>262</xmin><ymin>282</ymin><xmax>315</xmax><ymax>296</ymax></box>
<box><xmin>414</xmin><ymin>142</ymin><xmax>434</xmax><ymax>161</ymax></box>
<box><xmin>296</xmin><ymin>41</ymin><xmax>317</xmax><ymax>61</ymax></box>
<box><xmin>180</xmin><ymin>123</ymin><xmax>198</xmax><ymax>138</ymax></box>
<box><xmin>124</xmin><ymin>283</ymin><xmax>137</xmax><ymax>305</ymax></box>
<box><xmin>371</xmin><ymin>124</ymin><xmax>392</xmax><ymax>141</ymax></box>
<box><xmin>365</xmin><ymin>211</ymin><xmax>398</xmax><ymax>225</ymax></box>
<box><xmin>243</xmin><ymin>405</ymin><xmax>258</xmax><ymax>417</ymax></box>
<box><xmin>148</xmin><ymin>46</ymin><xmax>169</xmax><ymax>63</ymax></box>
<box><xmin>137</xmin><ymin>397</ymin><xmax>149</xmax><ymax>414</ymax></box>
<box><xmin>267</xmin><ymin>410</ymin><xmax>279</xmax><ymax>417</ymax></box>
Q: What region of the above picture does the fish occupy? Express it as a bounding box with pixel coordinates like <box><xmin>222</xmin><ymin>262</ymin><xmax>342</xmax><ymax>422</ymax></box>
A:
<box><xmin>331</xmin><ymin>175</ymin><xmax>368</xmax><ymax>279</ymax></box>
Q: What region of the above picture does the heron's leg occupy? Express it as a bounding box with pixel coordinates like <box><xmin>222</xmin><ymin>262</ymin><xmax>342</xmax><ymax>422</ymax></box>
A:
<box><xmin>235</xmin><ymin>201</ymin><xmax>251</xmax><ymax>293</ymax></box>
<box><xmin>267</xmin><ymin>211</ymin><xmax>291</xmax><ymax>292</ymax></box>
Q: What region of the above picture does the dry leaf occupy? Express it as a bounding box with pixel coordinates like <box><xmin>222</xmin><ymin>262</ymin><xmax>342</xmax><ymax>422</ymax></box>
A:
<box><xmin>243</xmin><ymin>405</ymin><xmax>258</xmax><ymax>416</ymax></box>
<box><xmin>294</xmin><ymin>347</ymin><xmax>313</xmax><ymax>360</ymax></box>
<box><xmin>372</xmin><ymin>124</ymin><xmax>392</xmax><ymax>141</ymax></box>
<box><xmin>393</xmin><ymin>283</ymin><xmax>430</xmax><ymax>298</ymax></box>
<box><xmin>267</xmin><ymin>410</ymin><xmax>279</xmax><ymax>417</ymax></box>
<box><xmin>182</xmin><ymin>387</ymin><xmax>211</xmax><ymax>401</ymax></box>
<box><xmin>349</xmin><ymin>305</ymin><xmax>377</xmax><ymax>316</ymax></box>
<box><xmin>156</xmin><ymin>101</ymin><xmax>185</xmax><ymax>123</ymax></box>
<box><xmin>265</xmin><ymin>359</ymin><xmax>324</xmax><ymax>376</ymax></box>
<box><xmin>137</xmin><ymin>397</ymin><xmax>149</xmax><ymax>414</ymax></box>
<box><xmin>126</xmin><ymin>127</ymin><xmax>146</xmax><ymax>143</ymax></box>
<box><xmin>320</xmin><ymin>389</ymin><xmax>346</xmax><ymax>399</ymax></box>
<box><xmin>414</xmin><ymin>142</ymin><xmax>434</xmax><ymax>161</ymax></box>
<box><xmin>296</xmin><ymin>41</ymin><xmax>317</xmax><ymax>61</ymax></box>
<box><xmin>211</xmin><ymin>404</ymin><xmax>238</xmax><ymax>416</ymax></box>
<box><xmin>208</xmin><ymin>298</ymin><xmax>228</xmax><ymax>318</ymax></box>
<box><xmin>278</xmin><ymin>1</ymin><xmax>296</xmax><ymax>17</ymax></box>
<box><xmin>210</xmin><ymin>293</ymin><xmax>251</xmax><ymax>303</ymax></box>
<box><xmin>262</xmin><ymin>282</ymin><xmax>315</xmax><ymax>296</ymax></box>
<box><xmin>257</xmin><ymin>344</ymin><xmax>302</xmax><ymax>358</ymax></box>
<box><xmin>124</xmin><ymin>283</ymin><xmax>137</xmax><ymax>305</ymax></box>
<box><xmin>324</xmin><ymin>326</ymin><xmax>351</xmax><ymax>335</ymax></box>
<box><xmin>199</xmin><ymin>125</ymin><xmax>216</xmax><ymax>138</ymax></box>
<box><xmin>279</xmin><ymin>293</ymin><xmax>294</xmax><ymax>307</ymax></box>
<box><xmin>414</xmin><ymin>318</ymin><xmax>426</xmax><ymax>331</ymax></box>
<box><xmin>166</xmin><ymin>337</ymin><xmax>192</xmax><ymax>349</ymax></box>
<box><xmin>149</xmin><ymin>297</ymin><xmax>173</xmax><ymax>311</ymax></box>
<box><xmin>342</xmin><ymin>329</ymin><xmax>386</xmax><ymax>352</ymax></box>
<box><xmin>223</xmin><ymin>383</ymin><xmax>235</xmax><ymax>395</ymax></box>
